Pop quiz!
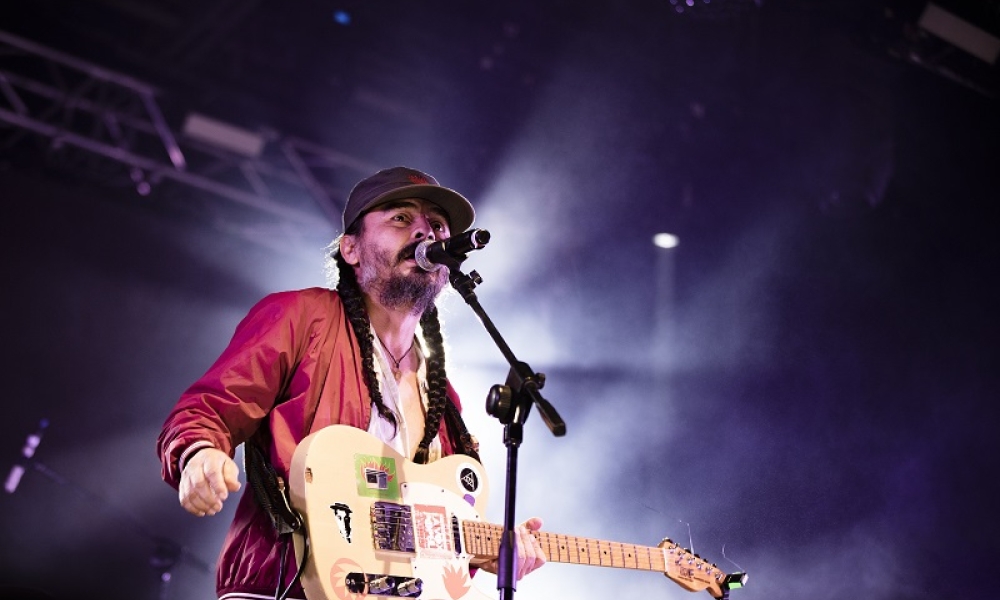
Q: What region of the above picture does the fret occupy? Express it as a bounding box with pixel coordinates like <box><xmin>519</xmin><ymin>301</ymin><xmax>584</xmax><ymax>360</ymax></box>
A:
<box><xmin>552</xmin><ymin>532</ymin><xmax>571</xmax><ymax>564</ymax></box>
<box><xmin>585</xmin><ymin>538</ymin><xmax>605</xmax><ymax>566</ymax></box>
<box><xmin>619</xmin><ymin>542</ymin><xmax>638</xmax><ymax>569</ymax></box>
<box><xmin>463</xmin><ymin>522</ymin><xmax>667</xmax><ymax>572</ymax></box>
<box><xmin>463</xmin><ymin>521</ymin><xmax>500</xmax><ymax>556</ymax></box>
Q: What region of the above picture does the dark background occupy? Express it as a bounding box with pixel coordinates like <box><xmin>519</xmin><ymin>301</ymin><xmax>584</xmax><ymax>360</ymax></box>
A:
<box><xmin>1</xmin><ymin>1</ymin><xmax>998</xmax><ymax>599</ymax></box>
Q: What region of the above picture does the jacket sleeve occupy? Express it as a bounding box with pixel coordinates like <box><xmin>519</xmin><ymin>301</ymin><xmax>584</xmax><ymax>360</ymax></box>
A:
<box><xmin>156</xmin><ymin>291</ymin><xmax>309</xmax><ymax>488</ymax></box>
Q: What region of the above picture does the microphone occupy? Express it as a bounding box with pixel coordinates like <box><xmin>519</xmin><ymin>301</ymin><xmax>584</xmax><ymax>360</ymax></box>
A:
<box><xmin>414</xmin><ymin>229</ymin><xmax>491</xmax><ymax>271</ymax></box>
<box><xmin>5</xmin><ymin>418</ymin><xmax>48</xmax><ymax>494</ymax></box>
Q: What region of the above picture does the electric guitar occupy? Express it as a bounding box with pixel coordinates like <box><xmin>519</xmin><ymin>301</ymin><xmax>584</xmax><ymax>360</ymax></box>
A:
<box><xmin>288</xmin><ymin>425</ymin><xmax>747</xmax><ymax>600</ymax></box>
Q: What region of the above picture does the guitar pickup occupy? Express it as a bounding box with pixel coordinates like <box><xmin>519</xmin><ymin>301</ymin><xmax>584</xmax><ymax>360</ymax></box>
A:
<box><xmin>372</xmin><ymin>502</ymin><xmax>415</xmax><ymax>552</ymax></box>
<box><xmin>345</xmin><ymin>572</ymin><xmax>423</xmax><ymax>597</ymax></box>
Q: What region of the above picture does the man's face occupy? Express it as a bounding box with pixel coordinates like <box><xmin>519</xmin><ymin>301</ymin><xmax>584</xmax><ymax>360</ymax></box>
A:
<box><xmin>344</xmin><ymin>198</ymin><xmax>451</xmax><ymax>313</ymax></box>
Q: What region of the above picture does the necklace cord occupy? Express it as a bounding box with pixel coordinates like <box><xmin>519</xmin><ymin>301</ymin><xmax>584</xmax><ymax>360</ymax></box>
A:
<box><xmin>376</xmin><ymin>334</ymin><xmax>414</xmax><ymax>369</ymax></box>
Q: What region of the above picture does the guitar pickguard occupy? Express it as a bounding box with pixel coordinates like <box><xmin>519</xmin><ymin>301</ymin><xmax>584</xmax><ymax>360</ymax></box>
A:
<box><xmin>289</xmin><ymin>425</ymin><xmax>492</xmax><ymax>600</ymax></box>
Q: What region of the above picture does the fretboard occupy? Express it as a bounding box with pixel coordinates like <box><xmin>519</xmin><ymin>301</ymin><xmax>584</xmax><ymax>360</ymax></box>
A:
<box><xmin>461</xmin><ymin>521</ymin><xmax>667</xmax><ymax>572</ymax></box>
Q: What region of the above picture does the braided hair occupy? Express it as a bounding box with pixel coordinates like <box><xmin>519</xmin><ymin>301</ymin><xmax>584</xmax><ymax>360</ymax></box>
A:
<box><xmin>329</xmin><ymin>235</ymin><xmax>451</xmax><ymax>465</ymax></box>
<box><xmin>415</xmin><ymin>304</ymin><xmax>449</xmax><ymax>464</ymax></box>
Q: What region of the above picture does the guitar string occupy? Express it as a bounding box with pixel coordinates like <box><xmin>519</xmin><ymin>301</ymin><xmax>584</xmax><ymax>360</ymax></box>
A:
<box><xmin>373</xmin><ymin>513</ymin><xmax>660</xmax><ymax>554</ymax></box>
<box><xmin>368</xmin><ymin>517</ymin><xmax>708</xmax><ymax>576</ymax></box>
<box><xmin>323</xmin><ymin>521</ymin><xmax>712</xmax><ymax>579</ymax></box>
<box><xmin>371</xmin><ymin>509</ymin><xmax>690</xmax><ymax>563</ymax></box>
<box><xmin>371</xmin><ymin>514</ymin><xmax>671</xmax><ymax>565</ymax></box>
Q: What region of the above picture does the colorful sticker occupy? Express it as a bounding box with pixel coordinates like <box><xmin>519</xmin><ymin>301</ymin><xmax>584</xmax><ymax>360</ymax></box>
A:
<box><xmin>455</xmin><ymin>462</ymin><xmax>484</xmax><ymax>508</ymax></box>
<box><xmin>354</xmin><ymin>453</ymin><xmax>399</xmax><ymax>500</ymax></box>
<box><xmin>442</xmin><ymin>562</ymin><xmax>472</xmax><ymax>599</ymax></box>
<box><xmin>328</xmin><ymin>557</ymin><xmax>364</xmax><ymax>600</ymax></box>
<box><xmin>329</xmin><ymin>502</ymin><xmax>353</xmax><ymax>543</ymax></box>
<box><xmin>412</xmin><ymin>503</ymin><xmax>453</xmax><ymax>559</ymax></box>
<box><xmin>458</xmin><ymin>466</ymin><xmax>479</xmax><ymax>494</ymax></box>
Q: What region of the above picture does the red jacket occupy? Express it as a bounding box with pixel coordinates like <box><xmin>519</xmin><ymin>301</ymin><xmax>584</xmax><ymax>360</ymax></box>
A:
<box><xmin>157</xmin><ymin>288</ymin><xmax>463</xmax><ymax>599</ymax></box>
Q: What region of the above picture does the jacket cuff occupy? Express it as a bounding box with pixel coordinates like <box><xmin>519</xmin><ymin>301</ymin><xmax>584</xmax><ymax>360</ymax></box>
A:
<box><xmin>175</xmin><ymin>440</ymin><xmax>216</xmax><ymax>480</ymax></box>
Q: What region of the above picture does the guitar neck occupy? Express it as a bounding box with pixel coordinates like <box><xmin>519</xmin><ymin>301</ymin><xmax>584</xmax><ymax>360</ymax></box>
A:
<box><xmin>462</xmin><ymin>521</ymin><xmax>667</xmax><ymax>572</ymax></box>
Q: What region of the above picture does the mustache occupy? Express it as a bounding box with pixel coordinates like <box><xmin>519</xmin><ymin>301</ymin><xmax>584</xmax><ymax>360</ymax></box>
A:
<box><xmin>397</xmin><ymin>240</ymin><xmax>423</xmax><ymax>263</ymax></box>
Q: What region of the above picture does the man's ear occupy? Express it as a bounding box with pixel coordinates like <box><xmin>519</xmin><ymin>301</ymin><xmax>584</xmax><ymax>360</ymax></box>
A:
<box><xmin>340</xmin><ymin>234</ymin><xmax>360</xmax><ymax>266</ymax></box>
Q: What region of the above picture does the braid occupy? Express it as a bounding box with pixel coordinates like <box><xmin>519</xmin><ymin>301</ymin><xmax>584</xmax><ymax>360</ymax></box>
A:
<box><xmin>413</xmin><ymin>305</ymin><xmax>449</xmax><ymax>465</ymax></box>
<box><xmin>334</xmin><ymin>250</ymin><xmax>397</xmax><ymax>431</ymax></box>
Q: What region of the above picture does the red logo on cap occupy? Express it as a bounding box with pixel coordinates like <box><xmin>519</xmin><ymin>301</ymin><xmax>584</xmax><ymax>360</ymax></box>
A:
<box><xmin>408</xmin><ymin>174</ymin><xmax>430</xmax><ymax>185</ymax></box>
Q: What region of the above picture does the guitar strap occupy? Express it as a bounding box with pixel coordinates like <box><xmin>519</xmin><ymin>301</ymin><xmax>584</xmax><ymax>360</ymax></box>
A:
<box><xmin>245</xmin><ymin>432</ymin><xmax>306</xmax><ymax>600</ymax></box>
<box><xmin>244</xmin><ymin>433</ymin><xmax>302</xmax><ymax>535</ymax></box>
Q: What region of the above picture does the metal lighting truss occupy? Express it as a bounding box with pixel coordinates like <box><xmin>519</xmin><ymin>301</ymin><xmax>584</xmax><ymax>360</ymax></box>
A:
<box><xmin>0</xmin><ymin>29</ymin><xmax>379</xmax><ymax>249</ymax></box>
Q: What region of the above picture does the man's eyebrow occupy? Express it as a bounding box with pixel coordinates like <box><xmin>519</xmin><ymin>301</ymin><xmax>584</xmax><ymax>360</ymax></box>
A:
<box><xmin>380</xmin><ymin>200</ymin><xmax>449</xmax><ymax>221</ymax></box>
<box><xmin>426</xmin><ymin>205</ymin><xmax>448</xmax><ymax>220</ymax></box>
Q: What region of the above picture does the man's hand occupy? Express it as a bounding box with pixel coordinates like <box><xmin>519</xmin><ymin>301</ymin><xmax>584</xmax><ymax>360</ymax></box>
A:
<box><xmin>477</xmin><ymin>517</ymin><xmax>547</xmax><ymax>581</ymax></box>
<box><xmin>514</xmin><ymin>516</ymin><xmax>546</xmax><ymax>580</ymax></box>
<box><xmin>178</xmin><ymin>447</ymin><xmax>241</xmax><ymax>517</ymax></box>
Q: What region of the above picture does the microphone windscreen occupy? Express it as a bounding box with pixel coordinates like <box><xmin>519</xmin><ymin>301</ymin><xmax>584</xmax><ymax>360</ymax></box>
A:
<box><xmin>414</xmin><ymin>240</ymin><xmax>445</xmax><ymax>272</ymax></box>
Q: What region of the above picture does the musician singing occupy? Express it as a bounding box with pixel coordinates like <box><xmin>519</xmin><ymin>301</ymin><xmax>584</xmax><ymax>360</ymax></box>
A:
<box><xmin>156</xmin><ymin>166</ymin><xmax>546</xmax><ymax>600</ymax></box>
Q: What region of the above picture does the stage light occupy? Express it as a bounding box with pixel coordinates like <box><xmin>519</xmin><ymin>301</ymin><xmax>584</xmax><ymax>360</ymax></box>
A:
<box><xmin>333</xmin><ymin>10</ymin><xmax>351</xmax><ymax>26</ymax></box>
<box><xmin>919</xmin><ymin>2</ymin><xmax>999</xmax><ymax>64</ymax></box>
<box><xmin>181</xmin><ymin>113</ymin><xmax>265</xmax><ymax>158</ymax></box>
<box><xmin>653</xmin><ymin>232</ymin><xmax>680</xmax><ymax>249</ymax></box>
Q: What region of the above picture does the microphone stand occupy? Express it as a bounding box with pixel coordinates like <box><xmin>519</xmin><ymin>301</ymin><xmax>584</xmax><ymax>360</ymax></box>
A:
<box><xmin>442</xmin><ymin>252</ymin><xmax>566</xmax><ymax>600</ymax></box>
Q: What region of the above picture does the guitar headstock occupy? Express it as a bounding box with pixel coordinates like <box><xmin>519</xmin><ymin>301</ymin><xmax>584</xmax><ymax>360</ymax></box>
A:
<box><xmin>657</xmin><ymin>538</ymin><xmax>748</xmax><ymax>599</ymax></box>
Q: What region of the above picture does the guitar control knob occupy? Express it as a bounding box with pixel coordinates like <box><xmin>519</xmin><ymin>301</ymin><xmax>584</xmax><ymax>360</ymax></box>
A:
<box><xmin>397</xmin><ymin>578</ymin><xmax>422</xmax><ymax>597</ymax></box>
<box><xmin>368</xmin><ymin>576</ymin><xmax>392</xmax><ymax>595</ymax></box>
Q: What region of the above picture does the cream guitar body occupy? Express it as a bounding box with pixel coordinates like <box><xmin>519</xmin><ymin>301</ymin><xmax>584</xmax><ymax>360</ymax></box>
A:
<box><xmin>289</xmin><ymin>425</ymin><xmax>492</xmax><ymax>600</ymax></box>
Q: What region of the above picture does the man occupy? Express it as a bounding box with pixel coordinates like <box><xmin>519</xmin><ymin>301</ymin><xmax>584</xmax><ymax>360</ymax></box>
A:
<box><xmin>157</xmin><ymin>166</ymin><xmax>545</xmax><ymax>600</ymax></box>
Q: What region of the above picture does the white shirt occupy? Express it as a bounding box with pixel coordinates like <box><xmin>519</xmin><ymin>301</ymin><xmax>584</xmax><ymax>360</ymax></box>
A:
<box><xmin>367</xmin><ymin>328</ymin><xmax>442</xmax><ymax>462</ymax></box>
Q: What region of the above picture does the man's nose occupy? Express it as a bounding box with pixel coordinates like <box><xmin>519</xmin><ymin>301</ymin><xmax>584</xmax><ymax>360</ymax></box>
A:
<box><xmin>413</xmin><ymin>215</ymin><xmax>438</xmax><ymax>240</ymax></box>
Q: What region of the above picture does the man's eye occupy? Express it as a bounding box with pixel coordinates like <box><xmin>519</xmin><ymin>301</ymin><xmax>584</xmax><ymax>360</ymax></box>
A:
<box><xmin>432</xmin><ymin>222</ymin><xmax>446</xmax><ymax>231</ymax></box>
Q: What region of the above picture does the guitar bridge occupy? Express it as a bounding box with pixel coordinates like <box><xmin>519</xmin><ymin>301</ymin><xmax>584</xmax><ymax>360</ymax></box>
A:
<box><xmin>346</xmin><ymin>572</ymin><xmax>423</xmax><ymax>597</ymax></box>
<box><xmin>372</xmin><ymin>501</ymin><xmax>416</xmax><ymax>552</ymax></box>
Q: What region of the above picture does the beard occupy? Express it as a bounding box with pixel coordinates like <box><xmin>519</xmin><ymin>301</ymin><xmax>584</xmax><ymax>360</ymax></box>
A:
<box><xmin>356</xmin><ymin>239</ymin><xmax>447</xmax><ymax>314</ymax></box>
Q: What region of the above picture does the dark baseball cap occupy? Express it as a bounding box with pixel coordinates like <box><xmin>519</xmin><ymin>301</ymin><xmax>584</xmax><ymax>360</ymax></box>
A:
<box><xmin>342</xmin><ymin>166</ymin><xmax>475</xmax><ymax>233</ymax></box>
